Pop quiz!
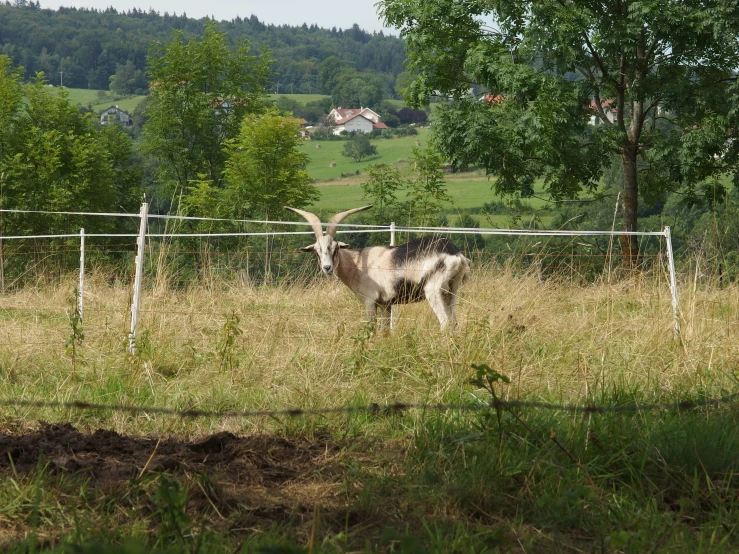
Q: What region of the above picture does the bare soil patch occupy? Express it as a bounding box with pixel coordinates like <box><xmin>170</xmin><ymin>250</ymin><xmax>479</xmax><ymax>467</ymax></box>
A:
<box><xmin>0</xmin><ymin>422</ymin><xmax>360</xmax><ymax>528</ymax></box>
<box><xmin>0</xmin><ymin>422</ymin><xmax>341</xmax><ymax>482</ymax></box>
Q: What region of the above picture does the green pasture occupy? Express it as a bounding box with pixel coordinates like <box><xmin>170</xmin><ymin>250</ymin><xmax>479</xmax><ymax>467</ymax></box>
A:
<box><xmin>267</xmin><ymin>93</ymin><xmax>330</xmax><ymax>105</ymax></box>
<box><xmin>302</xmin><ymin>128</ymin><xmax>429</xmax><ymax>181</ymax></box>
<box><xmin>309</xmin><ymin>153</ymin><xmax>552</xmax><ymax>226</ymax></box>
<box><xmin>90</xmin><ymin>95</ymin><xmax>146</xmax><ymax>113</ymax></box>
<box><xmin>63</xmin><ymin>87</ymin><xmax>147</xmax><ymax>113</ymax></box>
<box><xmin>312</xmin><ymin>179</ymin><xmax>550</xmax><ymax>227</ymax></box>
<box><xmin>312</xmin><ymin>177</ymin><xmax>507</xmax><ymax>212</ymax></box>
<box><xmin>268</xmin><ymin>93</ymin><xmax>405</xmax><ymax>109</ymax></box>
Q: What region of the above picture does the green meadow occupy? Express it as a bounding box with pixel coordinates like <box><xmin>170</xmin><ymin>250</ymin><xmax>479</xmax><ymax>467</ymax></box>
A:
<box><xmin>301</xmin><ymin>128</ymin><xmax>430</xmax><ymax>181</ymax></box>
<box><xmin>64</xmin><ymin>87</ymin><xmax>147</xmax><ymax>113</ymax></box>
<box><xmin>302</xmin><ymin>129</ymin><xmax>552</xmax><ymax>224</ymax></box>
<box><xmin>267</xmin><ymin>93</ymin><xmax>330</xmax><ymax>104</ymax></box>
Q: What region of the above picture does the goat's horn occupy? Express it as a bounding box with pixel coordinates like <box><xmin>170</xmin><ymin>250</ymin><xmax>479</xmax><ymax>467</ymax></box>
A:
<box><xmin>284</xmin><ymin>206</ymin><xmax>323</xmax><ymax>239</ymax></box>
<box><xmin>326</xmin><ymin>205</ymin><xmax>373</xmax><ymax>237</ymax></box>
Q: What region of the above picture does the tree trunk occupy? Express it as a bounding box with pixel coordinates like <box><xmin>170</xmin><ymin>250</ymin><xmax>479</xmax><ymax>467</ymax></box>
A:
<box><xmin>621</xmin><ymin>144</ymin><xmax>639</xmax><ymax>268</ymax></box>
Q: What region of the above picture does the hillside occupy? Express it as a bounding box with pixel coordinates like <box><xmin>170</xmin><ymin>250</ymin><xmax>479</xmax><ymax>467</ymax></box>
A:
<box><xmin>0</xmin><ymin>4</ymin><xmax>405</xmax><ymax>92</ymax></box>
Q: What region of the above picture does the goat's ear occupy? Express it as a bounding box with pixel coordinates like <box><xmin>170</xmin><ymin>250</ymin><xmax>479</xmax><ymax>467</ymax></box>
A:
<box><xmin>337</xmin><ymin>242</ymin><xmax>349</xmax><ymax>249</ymax></box>
<box><xmin>299</xmin><ymin>244</ymin><xmax>315</xmax><ymax>252</ymax></box>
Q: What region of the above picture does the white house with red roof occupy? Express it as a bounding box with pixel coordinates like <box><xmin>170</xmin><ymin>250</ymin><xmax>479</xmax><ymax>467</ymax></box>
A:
<box><xmin>328</xmin><ymin>107</ymin><xmax>388</xmax><ymax>135</ymax></box>
<box><xmin>589</xmin><ymin>99</ymin><xmax>617</xmax><ymax>125</ymax></box>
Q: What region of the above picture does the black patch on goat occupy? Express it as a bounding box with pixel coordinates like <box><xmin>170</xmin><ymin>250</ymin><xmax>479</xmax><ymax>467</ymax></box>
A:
<box><xmin>391</xmin><ymin>237</ymin><xmax>460</xmax><ymax>266</ymax></box>
<box><xmin>391</xmin><ymin>278</ymin><xmax>427</xmax><ymax>305</ymax></box>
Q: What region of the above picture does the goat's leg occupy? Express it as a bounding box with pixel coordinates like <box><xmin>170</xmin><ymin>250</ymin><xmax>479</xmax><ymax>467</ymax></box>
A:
<box><xmin>447</xmin><ymin>272</ymin><xmax>465</xmax><ymax>327</ymax></box>
<box><xmin>378</xmin><ymin>303</ymin><xmax>391</xmax><ymax>334</ymax></box>
<box><xmin>425</xmin><ymin>285</ymin><xmax>451</xmax><ymax>329</ymax></box>
<box><xmin>445</xmin><ymin>258</ymin><xmax>469</xmax><ymax>328</ymax></box>
<box><xmin>364</xmin><ymin>300</ymin><xmax>377</xmax><ymax>323</ymax></box>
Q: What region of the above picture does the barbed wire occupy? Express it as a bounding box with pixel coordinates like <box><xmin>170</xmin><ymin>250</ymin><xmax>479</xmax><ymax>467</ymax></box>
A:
<box><xmin>2</xmin><ymin>392</ymin><xmax>737</xmax><ymax>420</ymax></box>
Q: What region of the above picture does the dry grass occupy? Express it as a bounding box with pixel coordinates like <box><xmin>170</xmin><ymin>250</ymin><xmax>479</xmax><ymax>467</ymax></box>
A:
<box><xmin>0</xmin><ymin>266</ymin><xmax>736</xmax><ymax>439</ymax></box>
<box><xmin>0</xmin><ymin>266</ymin><xmax>738</xmax><ymax>552</ymax></box>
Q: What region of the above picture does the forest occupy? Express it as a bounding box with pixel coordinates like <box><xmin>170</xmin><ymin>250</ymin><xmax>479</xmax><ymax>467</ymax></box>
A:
<box><xmin>0</xmin><ymin>2</ymin><xmax>406</xmax><ymax>93</ymax></box>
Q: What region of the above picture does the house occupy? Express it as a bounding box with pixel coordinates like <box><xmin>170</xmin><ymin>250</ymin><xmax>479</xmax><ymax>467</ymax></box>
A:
<box><xmin>296</xmin><ymin>118</ymin><xmax>310</xmax><ymax>137</ymax></box>
<box><xmin>100</xmin><ymin>106</ymin><xmax>133</xmax><ymax>127</ymax></box>
<box><xmin>589</xmin><ymin>99</ymin><xmax>617</xmax><ymax>125</ymax></box>
<box><xmin>328</xmin><ymin>107</ymin><xmax>387</xmax><ymax>135</ymax></box>
<box><xmin>480</xmin><ymin>93</ymin><xmax>505</xmax><ymax>105</ymax></box>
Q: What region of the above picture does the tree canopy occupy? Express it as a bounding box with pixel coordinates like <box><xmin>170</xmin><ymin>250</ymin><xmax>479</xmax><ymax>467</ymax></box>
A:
<box><xmin>141</xmin><ymin>21</ymin><xmax>270</xmax><ymax>196</ymax></box>
<box><xmin>381</xmin><ymin>0</ymin><xmax>739</xmax><ymax>259</ymax></box>
<box><xmin>0</xmin><ymin>55</ymin><xmax>140</xmax><ymax>235</ymax></box>
<box><xmin>342</xmin><ymin>133</ymin><xmax>378</xmax><ymax>162</ymax></box>
<box><xmin>0</xmin><ymin>4</ymin><xmax>406</xmax><ymax>94</ymax></box>
<box><xmin>223</xmin><ymin>110</ymin><xmax>318</xmax><ymax>221</ymax></box>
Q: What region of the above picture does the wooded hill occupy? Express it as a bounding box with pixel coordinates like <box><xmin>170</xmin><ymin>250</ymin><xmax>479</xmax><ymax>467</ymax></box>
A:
<box><xmin>0</xmin><ymin>3</ymin><xmax>405</xmax><ymax>93</ymax></box>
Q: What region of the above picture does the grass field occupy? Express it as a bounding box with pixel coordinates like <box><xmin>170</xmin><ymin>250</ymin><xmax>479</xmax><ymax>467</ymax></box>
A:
<box><xmin>63</xmin><ymin>87</ymin><xmax>147</xmax><ymax>113</ymax></box>
<box><xmin>0</xmin><ymin>256</ymin><xmax>737</xmax><ymax>551</ymax></box>
<box><xmin>303</xmin><ymin>129</ymin><xmax>430</xmax><ymax>181</ymax></box>
<box><xmin>267</xmin><ymin>93</ymin><xmax>330</xmax><ymax>105</ymax></box>
<box><xmin>311</xmin><ymin>171</ymin><xmax>547</xmax><ymax>211</ymax></box>
<box><xmin>303</xmin><ymin>129</ymin><xmax>552</xmax><ymax>225</ymax></box>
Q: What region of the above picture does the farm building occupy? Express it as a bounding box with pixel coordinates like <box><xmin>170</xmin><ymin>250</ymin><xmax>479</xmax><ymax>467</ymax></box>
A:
<box><xmin>99</xmin><ymin>105</ymin><xmax>133</xmax><ymax>127</ymax></box>
<box><xmin>329</xmin><ymin>107</ymin><xmax>388</xmax><ymax>135</ymax></box>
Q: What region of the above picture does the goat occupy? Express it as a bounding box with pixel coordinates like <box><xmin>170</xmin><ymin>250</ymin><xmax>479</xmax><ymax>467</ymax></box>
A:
<box><xmin>285</xmin><ymin>205</ymin><xmax>470</xmax><ymax>330</ymax></box>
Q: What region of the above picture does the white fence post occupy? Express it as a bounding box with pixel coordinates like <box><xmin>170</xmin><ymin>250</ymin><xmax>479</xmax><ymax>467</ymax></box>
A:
<box><xmin>129</xmin><ymin>202</ymin><xmax>149</xmax><ymax>354</ymax></box>
<box><xmin>664</xmin><ymin>226</ymin><xmax>680</xmax><ymax>340</ymax></box>
<box><xmin>389</xmin><ymin>221</ymin><xmax>396</xmax><ymax>330</ymax></box>
<box><xmin>78</xmin><ymin>228</ymin><xmax>85</xmax><ymax>319</ymax></box>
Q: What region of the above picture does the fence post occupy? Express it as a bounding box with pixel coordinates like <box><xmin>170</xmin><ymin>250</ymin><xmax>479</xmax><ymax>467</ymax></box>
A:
<box><xmin>129</xmin><ymin>202</ymin><xmax>149</xmax><ymax>354</ymax></box>
<box><xmin>389</xmin><ymin>222</ymin><xmax>396</xmax><ymax>330</ymax></box>
<box><xmin>664</xmin><ymin>226</ymin><xmax>680</xmax><ymax>340</ymax></box>
<box><xmin>78</xmin><ymin>228</ymin><xmax>85</xmax><ymax>319</ymax></box>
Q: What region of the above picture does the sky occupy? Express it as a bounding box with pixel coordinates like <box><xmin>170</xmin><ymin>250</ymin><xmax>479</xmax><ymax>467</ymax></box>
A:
<box><xmin>40</xmin><ymin>0</ymin><xmax>397</xmax><ymax>34</ymax></box>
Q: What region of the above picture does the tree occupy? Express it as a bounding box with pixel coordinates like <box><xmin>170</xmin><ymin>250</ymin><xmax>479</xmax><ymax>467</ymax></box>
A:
<box><xmin>317</xmin><ymin>56</ymin><xmax>352</xmax><ymax>94</ymax></box>
<box><xmin>224</xmin><ymin>110</ymin><xmax>318</xmax><ymax>279</ymax></box>
<box><xmin>407</xmin><ymin>146</ymin><xmax>451</xmax><ymax>226</ymax></box>
<box><xmin>381</xmin><ymin>0</ymin><xmax>739</xmax><ymax>263</ymax></box>
<box><xmin>142</xmin><ymin>21</ymin><xmax>271</xmax><ymax>197</ymax></box>
<box><xmin>342</xmin><ymin>133</ymin><xmax>377</xmax><ymax>162</ymax></box>
<box><xmin>331</xmin><ymin>72</ymin><xmax>386</xmax><ymax>108</ymax></box>
<box><xmin>223</xmin><ymin>110</ymin><xmax>318</xmax><ymax>221</ymax></box>
<box><xmin>394</xmin><ymin>70</ymin><xmax>413</xmax><ymax>99</ymax></box>
<box><xmin>0</xmin><ymin>57</ymin><xmax>140</xmax><ymax>236</ymax></box>
<box><xmin>361</xmin><ymin>163</ymin><xmax>404</xmax><ymax>221</ymax></box>
<box><xmin>109</xmin><ymin>60</ymin><xmax>147</xmax><ymax>95</ymax></box>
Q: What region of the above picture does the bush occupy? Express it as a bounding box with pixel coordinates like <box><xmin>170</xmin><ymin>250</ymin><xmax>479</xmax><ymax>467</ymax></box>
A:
<box><xmin>389</xmin><ymin>127</ymin><xmax>418</xmax><ymax>137</ymax></box>
<box><xmin>341</xmin><ymin>133</ymin><xmax>378</xmax><ymax>162</ymax></box>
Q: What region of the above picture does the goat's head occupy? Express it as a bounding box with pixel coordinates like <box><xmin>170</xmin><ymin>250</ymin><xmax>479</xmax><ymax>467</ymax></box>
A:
<box><xmin>285</xmin><ymin>205</ymin><xmax>373</xmax><ymax>275</ymax></box>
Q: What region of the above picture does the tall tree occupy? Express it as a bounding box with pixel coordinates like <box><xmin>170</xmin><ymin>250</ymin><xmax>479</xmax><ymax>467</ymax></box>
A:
<box><xmin>109</xmin><ymin>60</ymin><xmax>147</xmax><ymax>95</ymax></box>
<box><xmin>223</xmin><ymin>110</ymin><xmax>318</xmax><ymax>221</ymax></box>
<box><xmin>407</xmin><ymin>146</ymin><xmax>451</xmax><ymax>226</ymax></box>
<box><xmin>142</xmin><ymin>21</ymin><xmax>270</xmax><ymax>197</ymax></box>
<box><xmin>381</xmin><ymin>0</ymin><xmax>739</xmax><ymax>262</ymax></box>
<box><xmin>0</xmin><ymin>56</ymin><xmax>140</xmax><ymax>235</ymax></box>
<box><xmin>361</xmin><ymin>163</ymin><xmax>404</xmax><ymax>222</ymax></box>
<box><xmin>223</xmin><ymin>110</ymin><xmax>318</xmax><ymax>278</ymax></box>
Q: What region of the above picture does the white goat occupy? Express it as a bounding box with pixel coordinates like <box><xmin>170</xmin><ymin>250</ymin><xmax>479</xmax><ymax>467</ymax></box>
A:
<box><xmin>285</xmin><ymin>205</ymin><xmax>470</xmax><ymax>329</ymax></box>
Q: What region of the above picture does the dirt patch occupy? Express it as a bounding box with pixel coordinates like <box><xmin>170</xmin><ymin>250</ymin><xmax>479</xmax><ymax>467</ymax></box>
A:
<box><xmin>0</xmin><ymin>422</ymin><xmax>354</xmax><ymax>522</ymax></box>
